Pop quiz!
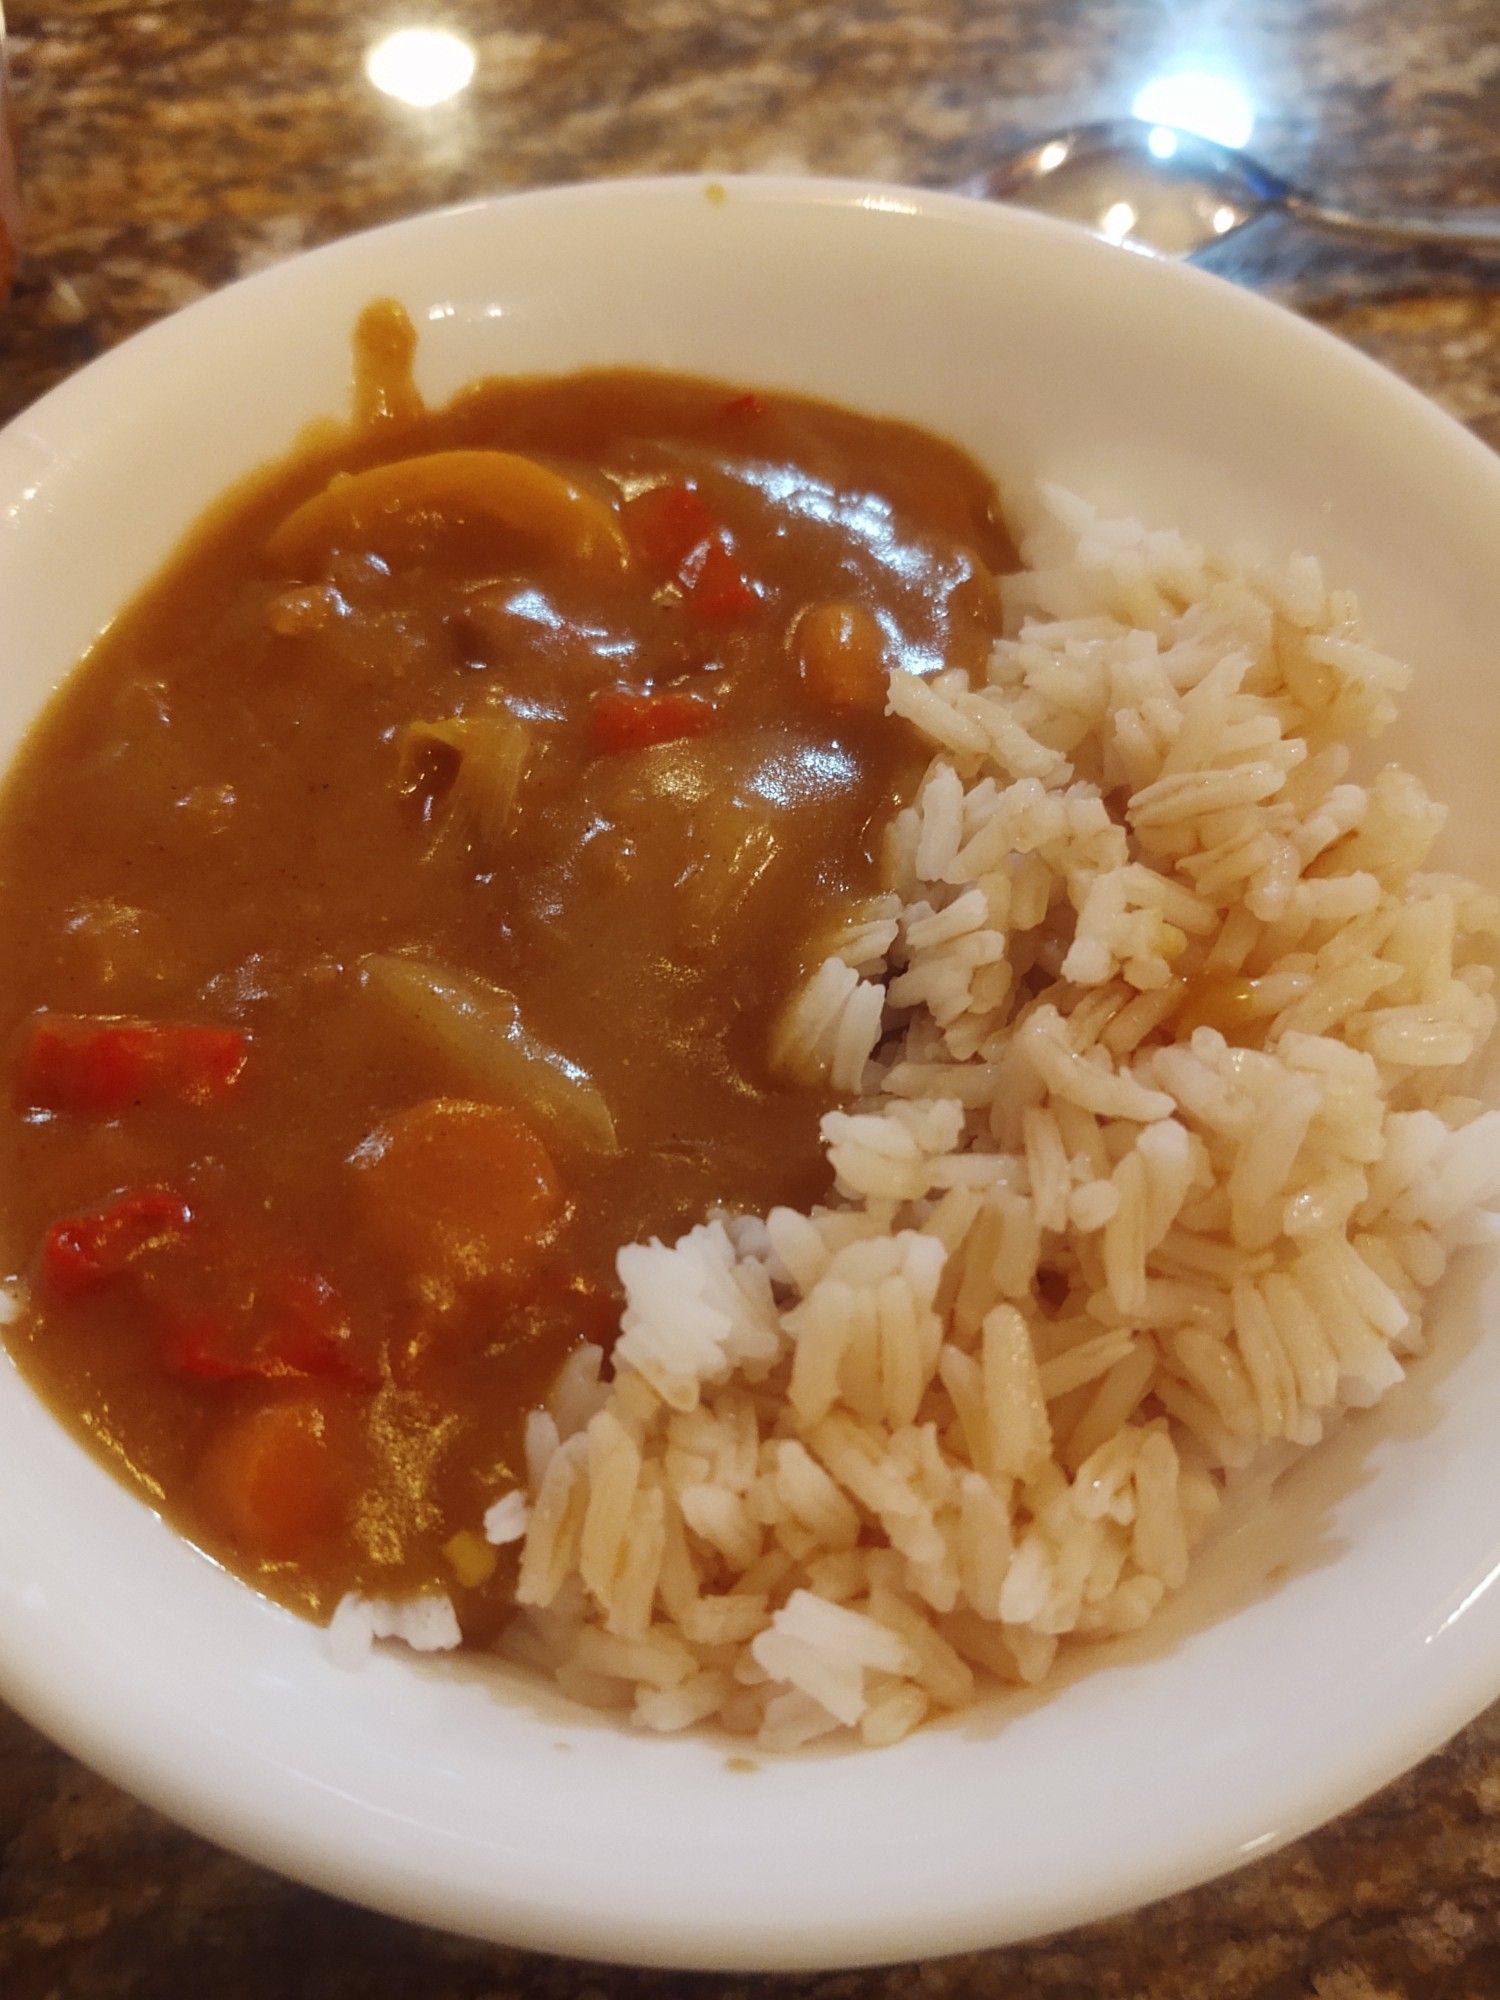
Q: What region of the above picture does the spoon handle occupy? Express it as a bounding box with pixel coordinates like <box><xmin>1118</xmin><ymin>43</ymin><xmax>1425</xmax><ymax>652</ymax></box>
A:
<box><xmin>1286</xmin><ymin>193</ymin><xmax>1500</xmax><ymax>252</ymax></box>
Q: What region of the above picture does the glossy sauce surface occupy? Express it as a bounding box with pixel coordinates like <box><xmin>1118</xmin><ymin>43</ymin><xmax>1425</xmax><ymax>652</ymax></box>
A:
<box><xmin>0</xmin><ymin>305</ymin><xmax>1010</xmax><ymax>1629</ymax></box>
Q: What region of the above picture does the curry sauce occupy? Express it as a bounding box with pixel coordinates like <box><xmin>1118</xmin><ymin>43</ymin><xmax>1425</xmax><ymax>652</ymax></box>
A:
<box><xmin>0</xmin><ymin>304</ymin><xmax>1010</xmax><ymax>1631</ymax></box>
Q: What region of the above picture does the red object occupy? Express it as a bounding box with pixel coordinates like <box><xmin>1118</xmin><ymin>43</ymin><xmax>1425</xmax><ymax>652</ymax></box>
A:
<box><xmin>160</xmin><ymin>1316</ymin><xmax>266</xmax><ymax>1382</ymax></box>
<box><xmin>161</xmin><ymin>1268</ymin><xmax>376</xmax><ymax>1387</ymax></box>
<box><xmin>38</xmin><ymin>1179</ymin><xmax>377</xmax><ymax>1388</ymax></box>
<box><xmin>622</xmin><ymin>481</ymin><xmax>716</xmax><ymax>577</ymax></box>
<box><xmin>719</xmin><ymin>391</ymin><xmax>766</xmax><ymax>421</ymax></box>
<box><xmin>590</xmin><ymin>687</ymin><xmax>715</xmax><ymax>753</ymax></box>
<box><xmin>619</xmin><ymin>480</ymin><xmax>758</xmax><ymax>623</ymax></box>
<box><xmin>680</xmin><ymin>538</ymin><xmax>758</xmax><ymax>623</ymax></box>
<box><xmin>18</xmin><ymin>1015</ymin><xmax>249</xmax><ymax>1116</ymax></box>
<box><xmin>42</xmin><ymin>1189</ymin><xmax>194</xmax><ymax>1300</ymax></box>
<box><xmin>260</xmin><ymin>1270</ymin><xmax>374</xmax><ymax>1383</ymax></box>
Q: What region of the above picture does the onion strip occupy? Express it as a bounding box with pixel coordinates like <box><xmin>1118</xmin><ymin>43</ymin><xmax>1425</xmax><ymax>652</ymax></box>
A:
<box><xmin>362</xmin><ymin>954</ymin><xmax>618</xmax><ymax>1155</ymax></box>
<box><xmin>268</xmin><ymin>450</ymin><xmax>630</xmax><ymax>574</ymax></box>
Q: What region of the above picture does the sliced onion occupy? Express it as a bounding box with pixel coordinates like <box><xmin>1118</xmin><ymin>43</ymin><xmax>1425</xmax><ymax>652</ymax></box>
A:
<box><xmin>398</xmin><ymin>712</ymin><xmax>531</xmax><ymax>854</ymax></box>
<box><xmin>361</xmin><ymin>953</ymin><xmax>618</xmax><ymax>1154</ymax></box>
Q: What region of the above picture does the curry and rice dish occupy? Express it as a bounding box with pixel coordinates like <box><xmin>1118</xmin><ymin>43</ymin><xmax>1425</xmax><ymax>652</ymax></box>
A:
<box><xmin>3</xmin><ymin>304</ymin><xmax>1498</xmax><ymax>1750</ymax></box>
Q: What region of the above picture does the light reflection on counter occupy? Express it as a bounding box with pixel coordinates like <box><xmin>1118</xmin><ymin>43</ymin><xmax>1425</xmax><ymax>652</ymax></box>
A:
<box><xmin>365</xmin><ymin>26</ymin><xmax>477</xmax><ymax>109</ymax></box>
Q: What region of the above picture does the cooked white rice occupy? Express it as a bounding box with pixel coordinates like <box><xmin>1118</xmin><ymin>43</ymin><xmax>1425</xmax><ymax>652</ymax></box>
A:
<box><xmin>483</xmin><ymin>1489</ymin><xmax>531</xmax><ymax>1545</ymax></box>
<box><xmin>487</xmin><ymin>486</ymin><xmax>1500</xmax><ymax>1748</ymax></box>
<box><xmin>326</xmin><ymin>1588</ymin><xmax>462</xmax><ymax>1667</ymax></box>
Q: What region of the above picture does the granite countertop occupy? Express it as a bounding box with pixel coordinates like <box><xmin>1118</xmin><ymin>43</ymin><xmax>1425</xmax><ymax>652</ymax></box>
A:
<box><xmin>1</xmin><ymin>2</ymin><xmax>1498</xmax><ymax>1994</ymax></box>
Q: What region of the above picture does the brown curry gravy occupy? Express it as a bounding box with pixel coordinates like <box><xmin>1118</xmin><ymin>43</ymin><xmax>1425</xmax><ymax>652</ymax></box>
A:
<box><xmin>0</xmin><ymin>304</ymin><xmax>1010</xmax><ymax>1631</ymax></box>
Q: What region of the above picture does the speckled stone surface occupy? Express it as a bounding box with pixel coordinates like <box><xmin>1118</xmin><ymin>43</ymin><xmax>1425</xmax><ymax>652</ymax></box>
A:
<box><xmin>0</xmin><ymin>2</ymin><xmax>1498</xmax><ymax>1994</ymax></box>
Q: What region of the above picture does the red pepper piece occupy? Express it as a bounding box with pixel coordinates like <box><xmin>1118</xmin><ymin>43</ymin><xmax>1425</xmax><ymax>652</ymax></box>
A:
<box><xmin>590</xmin><ymin>687</ymin><xmax>715</xmax><ymax>753</ymax></box>
<box><xmin>680</xmin><ymin>538</ymin><xmax>758</xmax><ymax>623</ymax></box>
<box><xmin>160</xmin><ymin>1315</ymin><xmax>266</xmax><ymax>1382</ymax></box>
<box><xmin>257</xmin><ymin>1269</ymin><xmax>377</xmax><ymax>1386</ymax></box>
<box><xmin>621</xmin><ymin>481</ymin><xmax>716</xmax><ymax>578</ymax></box>
<box><xmin>18</xmin><ymin>1016</ymin><xmax>249</xmax><ymax>1116</ymax></box>
<box><xmin>618</xmin><ymin>480</ymin><xmax>758</xmax><ymax>621</ymax></box>
<box><xmin>42</xmin><ymin>1188</ymin><xmax>194</xmax><ymax>1301</ymax></box>
<box><xmin>160</xmin><ymin>1269</ymin><xmax>377</xmax><ymax>1387</ymax></box>
<box><xmin>719</xmin><ymin>390</ymin><xmax>766</xmax><ymax>421</ymax></box>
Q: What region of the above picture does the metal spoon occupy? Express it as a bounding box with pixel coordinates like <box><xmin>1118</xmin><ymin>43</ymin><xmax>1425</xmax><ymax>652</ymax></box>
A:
<box><xmin>966</xmin><ymin>118</ymin><xmax>1500</xmax><ymax>261</ymax></box>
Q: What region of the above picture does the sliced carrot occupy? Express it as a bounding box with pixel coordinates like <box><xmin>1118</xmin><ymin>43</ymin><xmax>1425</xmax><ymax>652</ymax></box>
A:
<box><xmin>18</xmin><ymin>1015</ymin><xmax>248</xmax><ymax>1116</ymax></box>
<box><xmin>589</xmin><ymin>687</ymin><xmax>714</xmax><ymax>753</ymax></box>
<box><xmin>353</xmin><ymin>1097</ymin><xmax>566</xmax><ymax>1300</ymax></box>
<box><xmin>196</xmin><ymin>1399</ymin><xmax>346</xmax><ymax>1560</ymax></box>
<box><xmin>266</xmin><ymin>450</ymin><xmax>630</xmax><ymax>575</ymax></box>
<box><xmin>719</xmin><ymin>390</ymin><xmax>766</xmax><ymax>422</ymax></box>
<box><xmin>793</xmin><ymin>601</ymin><xmax>888</xmax><ymax>711</ymax></box>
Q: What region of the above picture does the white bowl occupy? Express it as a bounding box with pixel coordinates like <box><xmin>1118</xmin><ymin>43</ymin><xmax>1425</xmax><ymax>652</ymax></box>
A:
<box><xmin>1</xmin><ymin>178</ymin><xmax>1499</xmax><ymax>1972</ymax></box>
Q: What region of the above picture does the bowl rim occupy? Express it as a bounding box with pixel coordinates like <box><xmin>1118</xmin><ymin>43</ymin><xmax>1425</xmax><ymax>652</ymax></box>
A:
<box><xmin>2</xmin><ymin>170</ymin><xmax>1500</xmax><ymax>1972</ymax></box>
